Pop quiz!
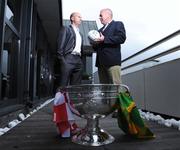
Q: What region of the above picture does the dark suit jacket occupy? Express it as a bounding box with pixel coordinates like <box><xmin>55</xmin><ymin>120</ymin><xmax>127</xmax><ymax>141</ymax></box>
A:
<box><xmin>94</xmin><ymin>20</ymin><xmax>126</xmax><ymax>67</ymax></box>
<box><xmin>57</xmin><ymin>25</ymin><xmax>83</xmax><ymax>58</ymax></box>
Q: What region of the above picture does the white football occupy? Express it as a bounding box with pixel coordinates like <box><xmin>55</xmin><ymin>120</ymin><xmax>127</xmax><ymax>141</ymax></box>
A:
<box><xmin>88</xmin><ymin>30</ymin><xmax>100</xmax><ymax>41</ymax></box>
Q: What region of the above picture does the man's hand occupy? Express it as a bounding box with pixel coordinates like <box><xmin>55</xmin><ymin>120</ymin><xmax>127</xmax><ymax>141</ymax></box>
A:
<box><xmin>94</xmin><ymin>32</ymin><xmax>104</xmax><ymax>42</ymax></box>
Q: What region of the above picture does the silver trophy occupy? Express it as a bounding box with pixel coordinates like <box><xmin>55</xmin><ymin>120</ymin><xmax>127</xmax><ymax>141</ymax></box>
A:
<box><xmin>66</xmin><ymin>84</ymin><xmax>129</xmax><ymax>146</ymax></box>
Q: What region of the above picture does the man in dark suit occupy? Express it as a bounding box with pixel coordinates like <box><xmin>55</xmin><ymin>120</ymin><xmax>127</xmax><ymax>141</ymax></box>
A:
<box><xmin>57</xmin><ymin>12</ymin><xmax>83</xmax><ymax>86</ymax></box>
<box><xmin>93</xmin><ymin>8</ymin><xmax>126</xmax><ymax>84</ymax></box>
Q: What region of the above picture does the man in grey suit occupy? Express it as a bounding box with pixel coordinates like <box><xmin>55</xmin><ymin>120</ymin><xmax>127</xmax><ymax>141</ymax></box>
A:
<box><xmin>93</xmin><ymin>8</ymin><xmax>126</xmax><ymax>84</ymax></box>
<box><xmin>57</xmin><ymin>12</ymin><xmax>83</xmax><ymax>86</ymax></box>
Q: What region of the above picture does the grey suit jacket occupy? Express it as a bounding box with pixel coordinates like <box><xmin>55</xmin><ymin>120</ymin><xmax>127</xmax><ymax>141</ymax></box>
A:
<box><xmin>57</xmin><ymin>25</ymin><xmax>83</xmax><ymax>58</ymax></box>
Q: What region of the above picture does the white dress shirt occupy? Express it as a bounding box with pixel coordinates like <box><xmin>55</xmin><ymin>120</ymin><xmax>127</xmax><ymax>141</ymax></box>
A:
<box><xmin>71</xmin><ymin>25</ymin><xmax>82</xmax><ymax>55</ymax></box>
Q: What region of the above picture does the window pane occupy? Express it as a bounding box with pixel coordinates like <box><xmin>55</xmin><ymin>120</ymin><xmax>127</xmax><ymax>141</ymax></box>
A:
<box><xmin>1</xmin><ymin>25</ymin><xmax>19</xmax><ymax>102</ymax></box>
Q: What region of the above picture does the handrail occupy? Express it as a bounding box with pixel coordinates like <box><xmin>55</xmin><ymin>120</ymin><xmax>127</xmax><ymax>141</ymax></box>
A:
<box><xmin>121</xmin><ymin>29</ymin><xmax>180</xmax><ymax>70</ymax></box>
<box><xmin>122</xmin><ymin>45</ymin><xmax>180</xmax><ymax>70</ymax></box>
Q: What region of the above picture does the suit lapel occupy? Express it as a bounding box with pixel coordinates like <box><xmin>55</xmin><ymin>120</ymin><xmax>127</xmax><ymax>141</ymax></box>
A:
<box><xmin>101</xmin><ymin>20</ymin><xmax>114</xmax><ymax>33</ymax></box>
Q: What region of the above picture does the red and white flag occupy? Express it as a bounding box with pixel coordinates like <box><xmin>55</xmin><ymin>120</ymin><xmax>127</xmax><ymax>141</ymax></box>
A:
<box><xmin>53</xmin><ymin>91</ymin><xmax>80</xmax><ymax>137</ymax></box>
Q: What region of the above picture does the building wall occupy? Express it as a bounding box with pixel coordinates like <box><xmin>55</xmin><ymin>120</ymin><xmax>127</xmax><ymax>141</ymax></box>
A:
<box><xmin>122</xmin><ymin>59</ymin><xmax>180</xmax><ymax>118</ymax></box>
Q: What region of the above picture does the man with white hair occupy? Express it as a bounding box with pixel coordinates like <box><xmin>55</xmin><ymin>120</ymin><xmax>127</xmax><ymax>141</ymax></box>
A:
<box><xmin>93</xmin><ymin>8</ymin><xmax>126</xmax><ymax>85</ymax></box>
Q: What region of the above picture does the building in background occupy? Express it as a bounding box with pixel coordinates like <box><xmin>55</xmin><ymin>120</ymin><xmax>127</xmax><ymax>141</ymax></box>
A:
<box><xmin>0</xmin><ymin>0</ymin><xmax>98</xmax><ymax>117</ymax></box>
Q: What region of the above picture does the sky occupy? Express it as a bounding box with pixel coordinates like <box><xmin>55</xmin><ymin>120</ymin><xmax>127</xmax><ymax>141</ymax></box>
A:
<box><xmin>62</xmin><ymin>0</ymin><xmax>180</xmax><ymax>60</ymax></box>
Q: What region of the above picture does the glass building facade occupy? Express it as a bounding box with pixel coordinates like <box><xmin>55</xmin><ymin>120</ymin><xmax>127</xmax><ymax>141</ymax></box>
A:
<box><xmin>0</xmin><ymin>0</ymin><xmax>62</xmax><ymax>115</ymax></box>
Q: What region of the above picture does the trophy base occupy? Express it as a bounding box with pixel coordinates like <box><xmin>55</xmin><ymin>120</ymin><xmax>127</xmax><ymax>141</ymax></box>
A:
<box><xmin>72</xmin><ymin>128</ymin><xmax>115</xmax><ymax>146</ymax></box>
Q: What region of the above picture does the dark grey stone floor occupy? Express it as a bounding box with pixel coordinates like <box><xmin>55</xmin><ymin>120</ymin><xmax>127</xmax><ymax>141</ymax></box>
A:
<box><xmin>0</xmin><ymin>102</ymin><xmax>180</xmax><ymax>150</ymax></box>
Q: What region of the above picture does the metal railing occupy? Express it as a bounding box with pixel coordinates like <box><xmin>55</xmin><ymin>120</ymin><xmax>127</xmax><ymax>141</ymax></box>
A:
<box><xmin>121</xmin><ymin>29</ymin><xmax>180</xmax><ymax>71</ymax></box>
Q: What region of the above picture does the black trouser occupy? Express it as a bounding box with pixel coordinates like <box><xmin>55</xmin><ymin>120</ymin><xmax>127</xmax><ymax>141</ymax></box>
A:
<box><xmin>59</xmin><ymin>54</ymin><xmax>83</xmax><ymax>87</ymax></box>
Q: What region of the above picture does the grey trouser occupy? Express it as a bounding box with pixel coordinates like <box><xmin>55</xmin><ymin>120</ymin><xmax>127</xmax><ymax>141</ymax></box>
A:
<box><xmin>59</xmin><ymin>54</ymin><xmax>83</xmax><ymax>86</ymax></box>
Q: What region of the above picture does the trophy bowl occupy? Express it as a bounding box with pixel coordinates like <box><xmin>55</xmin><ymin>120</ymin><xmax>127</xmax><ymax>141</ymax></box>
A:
<box><xmin>66</xmin><ymin>84</ymin><xmax>129</xmax><ymax>146</ymax></box>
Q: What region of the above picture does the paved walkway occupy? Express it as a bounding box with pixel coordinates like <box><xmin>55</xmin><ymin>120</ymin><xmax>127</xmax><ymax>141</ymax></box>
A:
<box><xmin>0</xmin><ymin>102</ymin><xmax>180</xmax><ymax>150</ymax></box>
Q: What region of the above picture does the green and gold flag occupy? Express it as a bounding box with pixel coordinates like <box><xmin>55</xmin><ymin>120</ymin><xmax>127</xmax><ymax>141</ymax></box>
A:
<box><xmin>114</xmin><ymin>92</ymin><xmax>155</xmax><ymax>139</ymax></box>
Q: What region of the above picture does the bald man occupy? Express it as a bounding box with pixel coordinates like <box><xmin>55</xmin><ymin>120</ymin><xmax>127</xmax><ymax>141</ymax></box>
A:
<box><xmin>57</xmin><ymin>12</ymin><xmax>84</xmax><ymax>86</ymax></box>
